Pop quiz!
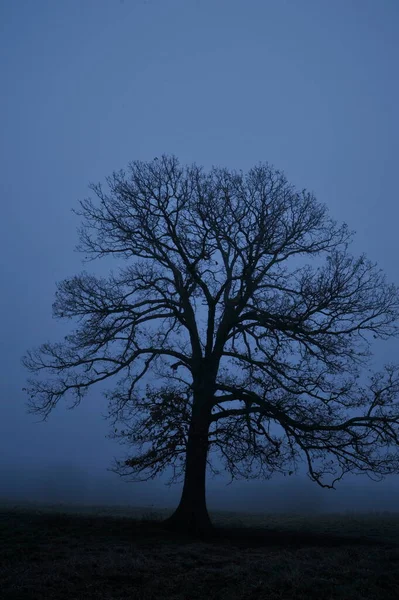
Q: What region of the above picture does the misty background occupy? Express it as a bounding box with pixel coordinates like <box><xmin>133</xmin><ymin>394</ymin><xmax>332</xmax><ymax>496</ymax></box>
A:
<box><xmin>1</xmin><ymin>0</ymin><xmax>399</xmax><ymax>514</ymax></box>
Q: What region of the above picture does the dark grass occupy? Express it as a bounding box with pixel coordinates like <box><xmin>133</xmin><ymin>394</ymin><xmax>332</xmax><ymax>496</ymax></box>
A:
<box><xmin>1</xmin><ymin>504</ymin><xmax>399</xmax><ymax>599</ymax></box>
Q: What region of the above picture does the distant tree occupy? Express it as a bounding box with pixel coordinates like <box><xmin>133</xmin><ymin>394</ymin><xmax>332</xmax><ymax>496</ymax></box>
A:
<box><xmin>23</xmin><ymin>155</ymin><xmax>399</xmax><ymax>535</ymax></box>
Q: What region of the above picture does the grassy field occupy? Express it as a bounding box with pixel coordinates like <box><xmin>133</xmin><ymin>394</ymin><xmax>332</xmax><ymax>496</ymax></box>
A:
<box><xmin>1</xmin><ymin>501</ymin><xmax>399</xmax><ymax>599</ymax></box>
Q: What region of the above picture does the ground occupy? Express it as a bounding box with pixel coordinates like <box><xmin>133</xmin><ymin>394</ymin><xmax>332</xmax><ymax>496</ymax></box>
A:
<box><xmin>1</xmin><ymin>501</ymin><xmax>399</xmax><ymax>599</ymax></box>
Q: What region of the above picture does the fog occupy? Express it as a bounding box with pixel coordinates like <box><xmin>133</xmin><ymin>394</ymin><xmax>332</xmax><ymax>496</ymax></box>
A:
<box><xmin>2</xmin><ymin>460</ymin><xmax>398</xmax><ymax>515</ymax></box>
<box><xmin>1</xmin><ymin>0</ymin><xmax>399</xmax><ymax>515</ymax></box>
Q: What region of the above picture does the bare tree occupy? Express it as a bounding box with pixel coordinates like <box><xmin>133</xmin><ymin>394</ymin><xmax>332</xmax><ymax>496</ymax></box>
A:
<box><xmin>23</xmin><ymin>155</ymin><xmax>399</xmax><ymax>535</ymax></box>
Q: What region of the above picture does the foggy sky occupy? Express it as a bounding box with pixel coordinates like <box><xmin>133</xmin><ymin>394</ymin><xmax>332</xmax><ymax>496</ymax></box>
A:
<box><xmin>1</xmin><ymin>0</ymin><xmax>399</xmax><ymax>514</ymax></box>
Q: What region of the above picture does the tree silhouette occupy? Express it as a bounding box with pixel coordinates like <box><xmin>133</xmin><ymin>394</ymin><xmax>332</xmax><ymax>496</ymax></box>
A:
<box><xmin>23</xmin><ymin>155</ymin><xmax>399</xmax><ymax>535</ymax></box>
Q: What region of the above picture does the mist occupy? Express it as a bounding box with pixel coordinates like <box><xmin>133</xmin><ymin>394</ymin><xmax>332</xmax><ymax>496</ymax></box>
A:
<box><xmin>1</xmin><ymin>0</ymin><xmax>399</xmax><ymax>517</ymax></box>
<box><xmin>2</xmin><ymin>459</ymin><xmax>398</xmax><ymax>514</ymax></box>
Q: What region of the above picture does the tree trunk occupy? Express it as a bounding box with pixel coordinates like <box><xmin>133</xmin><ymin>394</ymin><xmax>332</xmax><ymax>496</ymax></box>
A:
<box><xmin>163</xmin><ymin>404</ymin><xmax>212</xmax><ymax>536</ymax></box>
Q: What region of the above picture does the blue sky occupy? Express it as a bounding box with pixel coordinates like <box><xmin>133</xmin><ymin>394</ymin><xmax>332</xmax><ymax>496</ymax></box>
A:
<box><xmin>1</xmin><ymin>0</ymin><xmax>399</xmax><ymax>512</ymax></box>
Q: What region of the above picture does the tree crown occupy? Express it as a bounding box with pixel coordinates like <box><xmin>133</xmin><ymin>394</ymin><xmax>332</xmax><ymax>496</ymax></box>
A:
<box><xmin>23</xmin><ymin>155</ymin><xmax>399</xmax><ymax>488</ymax></box>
